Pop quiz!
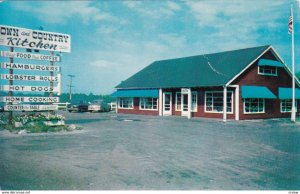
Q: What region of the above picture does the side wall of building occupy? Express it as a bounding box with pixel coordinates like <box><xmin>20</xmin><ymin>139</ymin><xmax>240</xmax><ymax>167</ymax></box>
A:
<box><xmin>232</xmin><ymin>50</ymin><xmax>299</xmax><ymax>120</ymax></box>
<box><xmin>117</xmin><ymin>97</ymin><xmax>159</xmax><ymax>116</ymax></box>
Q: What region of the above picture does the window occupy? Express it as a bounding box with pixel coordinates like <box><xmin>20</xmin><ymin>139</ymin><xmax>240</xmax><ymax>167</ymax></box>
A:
<box><xmin>244</xmin><ymin>98</ymin><xmax>264</xmax><ymax>113</ymax></box>
<box><xmin>205</xmin><ymin>91</ymin><xmax>233</xmax><ymax>113</ymax></box>
<box><xmin>176</xmin><ymin>92</ymin><xmax>197</xmax><ymax>112</ymax></box>
<box><xmin>118</xmin><ymin>97</ymin><xmax>133</xmax><ymax>109</ymax></box>
<box><xmin>258</xmin><ymin>66</ymin><xmax>277</xmax><ymax>76</ymax></box>
<box><xmin>191</xmin><ymin>91</ymin><xmax>197</xmax><ymax>112</ymax></box>
<box><xmin>176</xmin><ymin>92</ymin><xmax>182</xmax><ymax>111</ymax></box>
<box><xmin>140</xmin><ymin>98</ymin><xmax>158</xmax><ymax>110</ymax></box>
<box><xmin>281</xmin><ymin>99</ymin><xmax>295</xmax><ymax>113</ymax></box>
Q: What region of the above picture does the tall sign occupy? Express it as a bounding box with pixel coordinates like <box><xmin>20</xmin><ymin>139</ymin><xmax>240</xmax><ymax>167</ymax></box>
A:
<box><xmin>0</xmin><ymin>25</ymin><xmax>71</xmax><ymax>124</ymax></box>
<box><xmin>0</xmin><ymin>25</ymin><xmax>71</xmax><ymax>53</ymax></box>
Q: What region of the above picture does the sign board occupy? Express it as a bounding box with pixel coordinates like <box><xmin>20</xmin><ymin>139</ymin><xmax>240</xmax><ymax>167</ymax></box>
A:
<box><xmin>0</xmin><ymin>85</ymin><xmax>59</xmax><ymax>92</ymax></box>
<box><xmin>0</xmin><ymin>96</ymin><xmax>59</xmax><ymax>103</ymax></box>
<box><xmin>0</xmin><ymin>62</ymin><xmax>60</xmax><ymax>72</ymax></box>
<box><xmin>181</xmin><ymin>88</ymin><xmax>190</xmax><ymax>94</ymax></box>
<box><xmin>4</xmin><ymin>104</ymin><xmax>58</xmax><ymax>111</ymax></box>
<box><xmin>1</xmin><ymin>74</ymin><xmax>58</xmax><ymax>82</ymax></box>
<box><xmin>0</xmin><ymin>25</ymin><xmax>71</xmax><ymax>53</ymax></box>
<box><xmin>0</xmin><ymin>51</ymin><xmax>60</xmax><ymax>62</ymax></box>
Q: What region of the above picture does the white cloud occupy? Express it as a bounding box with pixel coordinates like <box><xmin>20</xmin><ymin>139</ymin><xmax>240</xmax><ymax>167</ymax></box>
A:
<box><xmin>123</xmin><ymin>0</ymin><xmax>181</xmax><ymax>18</ymax></box>
<box><xmin>185</xmin><ymin>0</ymin><xmax>286</xmax><ymax>52</ymax></box>
<box><xmin>97</xmin><ymin>25</ymin><xmax>118</xmax><ymax>34</ymax></box>
<box><xmin>159</xmin><ymin>33</ymin><xmax>187</xmax><ymax>49</ymax></box>
<box><xmin>166</xmin><ymin>1</ymin><xmax>181</xmax><ymax>11</ymax></box>
<box><xmin>13</xmin><ymin>1</ymin><xmax>117</xmax><ymax>24</ymax></box>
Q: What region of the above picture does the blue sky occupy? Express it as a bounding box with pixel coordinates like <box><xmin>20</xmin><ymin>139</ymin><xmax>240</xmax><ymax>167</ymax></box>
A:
<box><xmin>0</xmin><ymin>0</ymin><xmax>299</xmax><ymax>94</ymax></box>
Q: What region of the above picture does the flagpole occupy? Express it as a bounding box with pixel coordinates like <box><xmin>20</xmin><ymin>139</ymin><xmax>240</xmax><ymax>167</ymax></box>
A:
<box><xmin>291</xmin><ymin>4</ymin><xmax>296</xmax><ymax>122</ymax></box>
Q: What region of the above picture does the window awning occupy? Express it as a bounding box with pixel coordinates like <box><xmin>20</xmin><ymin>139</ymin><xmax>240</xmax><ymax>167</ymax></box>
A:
<box><xmin>241</xmin><ymin>86</ymin><xmax>276</xmax><ymax>99</ymax></box>
<box><xmin>111</xmin><ymin>89</ymin><xmax>159</xmax><ymax>98</ymax></box>
<box><xmin>258</xmin><ymin>59</ymin><xmax>284</xmax><ymax>67</ymax></box>
<box><xmin>278</xmin><ymin>87</ymin><xmax>300</xmax><ymax>99</ymax></box>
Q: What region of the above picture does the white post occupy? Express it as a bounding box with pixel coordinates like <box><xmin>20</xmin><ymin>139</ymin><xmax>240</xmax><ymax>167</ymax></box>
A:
<box><xmin>159</xmin><ymin>88</ymin><xmax>163</xmax><ymax>116</ymax></box>
<box><xmin>235</xmin><ymin>85</ymin><xmax>239</xmax><ymax>120</ymax></box>
<box><xmin>187</xmin><ymin>88</ymin><xmax>192</xmax><ymax>119</ymax></box>
<box><xmin>223</xmin><ymin>86</ymin><xmax>227</xmax><ymax>122</ymax></box>
<box><xmin>116</xmin><ymin>98</ymin><xmax>119</xmax><ymax>113</ymax></box>
<box><xmin>291</xmin><ymin>4</ymin><xmax>296</xmax><ymax>122</ymax></box>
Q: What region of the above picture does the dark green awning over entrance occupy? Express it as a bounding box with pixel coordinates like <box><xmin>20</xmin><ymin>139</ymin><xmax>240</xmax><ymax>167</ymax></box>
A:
<box><xmin>258</xmin><ymin>59</ymin><xmax>284</xmax><ymax>67</ymax></box>
<box><xmin>278</xmin><ymin>87</ymin><xmax>300</xmax><ymax>99</ymax></box>
<box><xmin>241</xmin><ymin>86</ymin><xmax>276</xmax><ymax>99</ymax></box>
<box><xmin>111</xmin><ymin>89</ymin><xmax>159</xmax><ymax>98</ymax></box>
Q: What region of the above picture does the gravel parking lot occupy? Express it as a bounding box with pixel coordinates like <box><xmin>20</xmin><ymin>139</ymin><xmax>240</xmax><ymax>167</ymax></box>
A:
<box><xmin>0</xmin><ymin>111</ymin><xmax>300</xmax><ymax>190</ymax></box>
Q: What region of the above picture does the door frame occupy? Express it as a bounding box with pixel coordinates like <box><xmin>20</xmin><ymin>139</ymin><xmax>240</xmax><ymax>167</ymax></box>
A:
<box><xmin>181</xmin><ymin>93</ymin><xmax>189</xmax><ymax>116</ymax></box>
<box><xmin>163</xmin><ymin>92</ymin><xmax>172</xmax><ymax>116</ymax></box>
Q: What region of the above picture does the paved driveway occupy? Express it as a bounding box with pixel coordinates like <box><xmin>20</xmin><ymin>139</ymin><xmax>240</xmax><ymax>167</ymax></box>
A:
<box><xmin>0</xmin><ymin>111</ymin><xmax>299</xmax><ymax>190</ymax></box>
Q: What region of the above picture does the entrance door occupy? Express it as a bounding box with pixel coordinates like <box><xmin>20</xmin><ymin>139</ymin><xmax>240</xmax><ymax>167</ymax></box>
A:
<box><xmin>182</xmin><ymin>93</ymin><xmax>189</xmax><ymax>116</ymax></box>
<box><xmin>163</xmin><ymin>92</ymin><xmax>172</xmax><ymax>116</ymax></box>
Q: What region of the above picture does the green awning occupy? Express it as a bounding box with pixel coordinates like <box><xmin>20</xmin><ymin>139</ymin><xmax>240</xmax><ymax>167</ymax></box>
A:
<box><xmin>111</xmin><ymin>89</ymin><xmax>158</xmax><ymax>98</ymax></box>
<box><xmin>258</xmin><ymin>59</ymin><xmax>284</xmax><ymax>67</ymax></box>
<box><xmin>278</xmin><ymin>87</ymin><xmax>300</xmax><ymax>99</ymax></box>
<box><xmin>241</xmin><ymin>86</ymin><xmax>276</xmax><ymax>99</ymax></box>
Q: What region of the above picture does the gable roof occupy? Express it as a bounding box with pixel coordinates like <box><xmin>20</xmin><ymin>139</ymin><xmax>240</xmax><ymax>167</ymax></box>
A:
<box><xmin>116</xmin><ymin>45</ymin><xmax>271</xmax><ymax>89</ymax></box>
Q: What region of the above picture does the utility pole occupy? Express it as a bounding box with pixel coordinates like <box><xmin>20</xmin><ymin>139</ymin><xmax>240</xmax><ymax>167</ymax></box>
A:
<box><xmin>68</xmin><ymin>75</ymin><xmax>75</xmax><ymax>101</ymax></box>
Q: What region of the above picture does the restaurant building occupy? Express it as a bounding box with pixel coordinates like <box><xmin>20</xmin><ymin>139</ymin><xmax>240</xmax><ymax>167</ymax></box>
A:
<box><xmin>112</xmin><ymin>45</ymin><xmax>300</xmax><ymax>120</ymax></box>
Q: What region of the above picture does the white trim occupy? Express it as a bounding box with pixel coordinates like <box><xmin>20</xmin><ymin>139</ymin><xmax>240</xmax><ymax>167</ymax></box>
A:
<box><xmin>187</xmin><ymin>88</ymin><xmax>192</xmax><ymax>119</ymax></box>
<box><xmin>118</xmin><ymin>97</ymin><xmax>134</xmax><ymax>109</ymax></box>
<box><xmin>257</xmin><ymin>66</ymin><xmax>278</xmax><ymax>76</ymax></box>
<box><xmin>204</xmin><ymin>91</ymin><xmax>233</xmax><ymax>114</ymax></box>
<box><xmin>280</xmin><ymin>99</ymin><xmax>297</xmax><ymax>113</ymax></box>
<box><xmin>223</xmin><ymin>86</ymin><xmax>227</xmax><ymax>122</ymax></box>
<box><xmin>163</xmin><ymin>92</ymin><xmax>172</xmax><ymax>116</ymax></box>
<box><xmin>266</xmin><ymin>46</ymin><xmax>300</xmax><ymax>87</ymax></box>
<box><xmin>226</xmin><ymin>46</ymin><xmax>271</xmax><ymax>87</ymax></box>
<box><xmin>243</xmin><ymin>98</ymin><xmax>265</xmax><ymax>114</ymax></box>
<box><xmin>175</xmin><ymin>92</ymin><xmax>182</xmax><ymax>111</ymax></box>
<box><xmin>159</xmin><ymin>89</ymin><xmax>163</xmax><ymax>116</ymax></box>
<box><xmin>191</xmin><ymin>91</ymin><xmax>198</xmax><ymax>112</ymax></box>
<box><xmin>139</xmin><ymin>97</ymin><xmax>158</xmax><ymax>111</ymax></box>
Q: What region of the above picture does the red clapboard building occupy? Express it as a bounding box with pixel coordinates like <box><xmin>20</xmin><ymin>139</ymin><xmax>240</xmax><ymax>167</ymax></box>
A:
<box><xmin>112</xmin><ymin>45</ymin><xmax>300</xmax><ymax>120</ymax></box>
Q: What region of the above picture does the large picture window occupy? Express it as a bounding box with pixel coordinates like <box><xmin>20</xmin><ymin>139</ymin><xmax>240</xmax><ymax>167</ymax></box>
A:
<box><xmin>118</xmin><ymin>97</ymin><xmax>133</xmax><ymax>109</ymax></box>
<box><xmin>258</xmin><ymin>66</ymin><xmax>277</xmax><ymax>76</ymax></box>
<box><xmin>205</xmin><ymin>91</ymin><xmax>233</xmax><ymax>113</ymax></box>
<box><xmin>244</xmin><ymin>98</ymin><xmax>264</xmax><ymax>113</ymax></box>
<box><xmin>281</xmin><ymin>99</ymin><xmax>294</xmax><ymax>113</ymax></box>
<box><xmin>140</xmin><ymin>97</ymin><xmax>158</xmax><ymax>110</ymax></box>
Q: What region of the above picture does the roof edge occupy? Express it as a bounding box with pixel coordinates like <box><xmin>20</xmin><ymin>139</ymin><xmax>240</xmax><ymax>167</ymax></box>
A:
<box><xmin>225</xmin><ymin>45</ymin><xmax>271</xmax><ymax>86</ymax></box>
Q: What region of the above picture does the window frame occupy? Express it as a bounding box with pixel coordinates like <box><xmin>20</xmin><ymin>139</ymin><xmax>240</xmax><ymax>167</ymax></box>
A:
<box><xmin>243</xmin><ymin>98</ymin><xmax>265</xmax><ymax>114</ymax></box>
<box><xmin>139</xmin><ymin>97</ymin><xmax>158</xmax><ymax>111</ymax></box>
<box><xmin>118</xmin><ymin>97</ymin><xmax>134</xmax><ymax>109</ymax></box>
<box><xmin>204</xmin><ymin>91</ymin><xmax>233</xmax><ymax>114</ymax></box>
<box><xmin>258</xmin><ymin>66</ymin><xmax>278</xmax><ymax>76</ymax></box>
<box><xmin>280</xmin><ymin>99</ymin><xmax>297</xmax><ymax>113</ymax></box>
<box><xmin>175</xmin><ymin>92</ymin><xmax>182</xmax><ymax>111</ymax></box>
<box><xmin>191</xmin><ymin>91</ymin><xmax>198</xmax><ymax>112</ymax></box>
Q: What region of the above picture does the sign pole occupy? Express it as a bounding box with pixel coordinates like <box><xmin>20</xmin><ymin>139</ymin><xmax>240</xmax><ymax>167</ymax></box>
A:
<box><xmin>8</xmin><ymin>47</ymin><xmax>13</xmax><ymax>125</ymax></box>
<box><xmin>49</xmin><ymin>51</ymin><xmax>54</xmax><ymax>98</ymax></box>
<box><xmin>291</xmin><ymin>4</ymin><xmax>296</xmax><ymax>122</ymax></box>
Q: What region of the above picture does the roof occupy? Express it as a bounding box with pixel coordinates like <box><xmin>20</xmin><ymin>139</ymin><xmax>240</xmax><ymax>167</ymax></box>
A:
<box><xmin>241</xmin><ymin>86</ymin><xmax>276</xmax><ymax>99</ymax></box>
<box><xmin>111</xmin><ymin>89</ymin><xmax>158</xmax><ymax>98</ymax></box>
<box><xmin>116</xmin><ymin>45</ymin><xmax>271</xmax><ymax>89</ymax></box>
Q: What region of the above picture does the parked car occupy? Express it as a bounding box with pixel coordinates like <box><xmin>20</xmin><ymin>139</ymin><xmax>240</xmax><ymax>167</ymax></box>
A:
<box><xmin>68</xmin><ymin>100</ymin><xmax>89</xmax><ymax>113</ymax></box>
<box><xmin>88</xmin><ymin>100</ymin><xmax>110</xmax><ymax>112</ymax></box>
